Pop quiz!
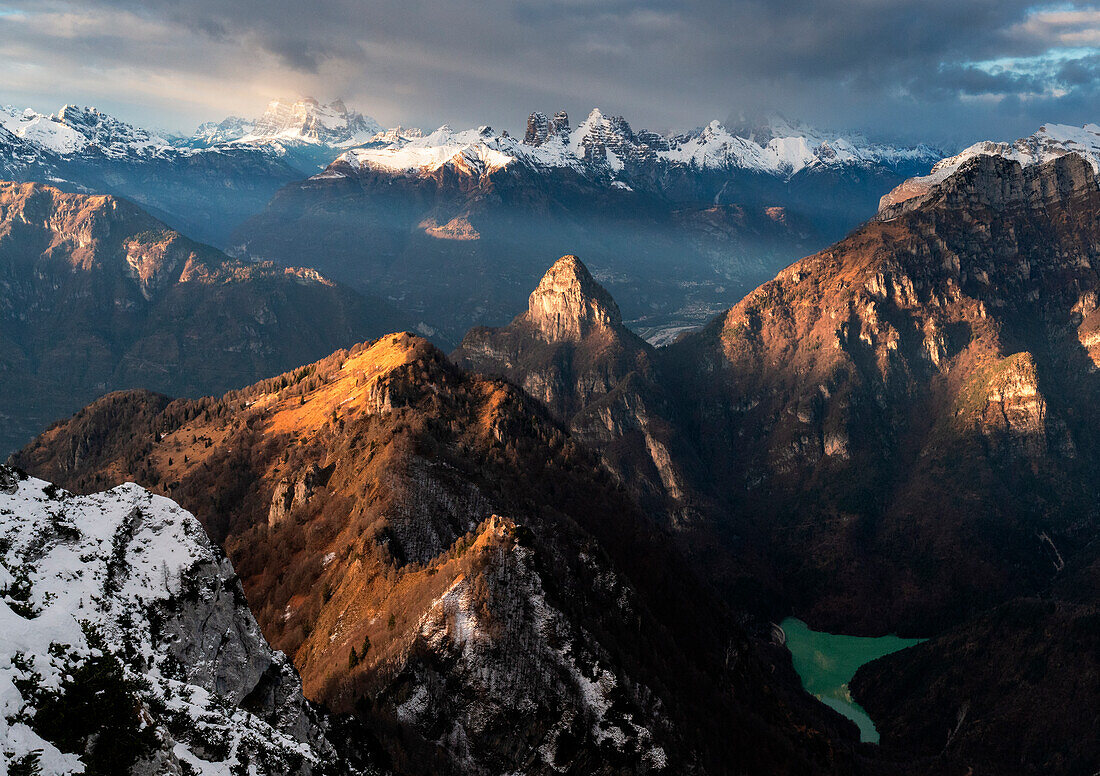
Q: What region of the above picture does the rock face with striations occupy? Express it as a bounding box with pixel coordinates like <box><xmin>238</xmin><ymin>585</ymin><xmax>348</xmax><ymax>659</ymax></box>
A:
<box><xmin>455</xmin><ymin>257</ymin><xmax>697</xmax><ymax>517</ymax></box>
<box><xmin>523</xmin><ymin>110</ymin><xmax>570</xmax><ymax>146</ymax></box>
<box><xmin>525</xmin><ymin>255</ymin><xmax>623</xmax><ymax>341</ymax></box>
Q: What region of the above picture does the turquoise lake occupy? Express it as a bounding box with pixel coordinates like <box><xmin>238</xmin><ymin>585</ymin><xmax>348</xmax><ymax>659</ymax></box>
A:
<box><xmin>781</xmin><ymin>617</ymin><xmax>925</xmax><ymax>743</ymax></box>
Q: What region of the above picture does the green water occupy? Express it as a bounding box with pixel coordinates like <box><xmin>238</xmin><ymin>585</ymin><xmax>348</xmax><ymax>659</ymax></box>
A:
<box><xmin>781</xmin><ymin>617</ymin><xmax>925</xmax><ymax>744</ymax></box>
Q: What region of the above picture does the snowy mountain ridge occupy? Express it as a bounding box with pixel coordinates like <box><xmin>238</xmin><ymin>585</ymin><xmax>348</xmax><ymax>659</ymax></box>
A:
<box><xmin>880</xmin><ymin>122</ymin><xmax>1100</xmax><ymax>210</ymax></box>
<box><xmin>189</xmin><ymin>97</ymin><xmax>382</xmax><ymax>150</ymax></box>
<box><xmin>0</xmin><ymin>465</ymin><xmax>363</xmax><ymax>775</ymax></box>
<box><xmin>330</xmin><ymin>107</ymin><xmax>942</xmax><ymax>182</ymax></box>
<box><xmin>0</xmin><ymin>104</ymin><xmax>174</xmax><ymax>160</ymax></box>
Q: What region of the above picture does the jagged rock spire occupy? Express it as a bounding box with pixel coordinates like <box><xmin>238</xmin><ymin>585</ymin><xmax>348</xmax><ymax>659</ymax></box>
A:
<box><xmin>525</xmin><ymin>255</ymin><xmax>621</xmax><ymax>341</ymax></box>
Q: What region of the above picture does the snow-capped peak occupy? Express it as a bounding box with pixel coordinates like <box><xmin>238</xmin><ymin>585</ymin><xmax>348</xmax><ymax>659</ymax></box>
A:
<box><xmin>933</xmin><ymin>122</ymin><xmax>1100</xmax><ymax>175</ymax></box>
<box><xmin>0</xmin><ymin>105</ymin><xmax>86</xmax><ymax>154</ymax></box>
<box><xmin>0</xmin><ymin>104</ymin><xmax>176</xmax><ymax>160</ymax></box>
<box><xmin>239</xmin><ymin>96</ymin><xmax>382</xmax><ymax>147</ymax></box>
<box><xmin>320</xmin><ymin>107</ymin><xmax>940</xmax><ymax>183</ymax></box>
<box><xmin>190</xmin><ymin>114</ymin><xmax>254</xmax><ymax>145</ymax></box>
<box><xmin>333</xmin><ymin>123</ymin><xmax>518</xmax><ymax>176</ymax></box>
<box><xmin>879</xmin><ymin>122</ymin><xmax>1100</xmax><ymax>211</ymax></box>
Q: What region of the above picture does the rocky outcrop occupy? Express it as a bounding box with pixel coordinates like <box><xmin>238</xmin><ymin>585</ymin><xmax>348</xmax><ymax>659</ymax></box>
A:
<box><xmin>455</xmin><ymin>257</ymin><xmax>696</xmax><ymax>514</ymax></box>
<box><xmin>524</xmin><ymin>111</ymin><xmax>572</xmax><ymax>146</ymax></box>
<box><xmin>268</xmin><ymin>463</ymin><xmax>334</xmax><ymax>527</ymax></box>
<box><xmin>525</xmin><ymin>255</ymin><xmax>622</xmax><ymax>342</ymax></box>
<box><xmin>390</xmin><ymin>515</ymin><xmax>670</xmax><ymax>773</ymax></box>
<box><xmin>0</xmin><ymin>465</ymin><xmax>364</xmax><ymax>774</ymax></box>
<box><xmin>523</xmin><ymin>111</ymin><xmax>551</xmax><ymax>146</ymax></box>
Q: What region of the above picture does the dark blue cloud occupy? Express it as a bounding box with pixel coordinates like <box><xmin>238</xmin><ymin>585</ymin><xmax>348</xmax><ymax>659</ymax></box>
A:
<box><xmin>1</xmin><ymin>0</ymin><xmax>1099</xmax><ymax>146</ymax></box>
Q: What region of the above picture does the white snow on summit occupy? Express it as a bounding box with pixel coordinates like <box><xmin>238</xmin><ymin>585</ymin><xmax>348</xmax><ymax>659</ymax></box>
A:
<box><xmin>328</xmin><ymin>107</ymin><xmax>940</xmax><ymax>182</ymax></box>
<box><xmin>0</xmin><ymin>106</ymin><xmax>86</xmax><ymax>155</ymax></box>
<box><xmin>333</xmin><ymin>125</ymin><xmax>524</xmax><ymax>175</ymax></box>
<box><xmin>880</xmin><ymin>122</ymin><xmax>1100</xmax><ymax>210</ymax></box>
<box><xmin>197</xmin><ymin>97</ymin><xmax>383</xmax><ymax>149</ymax></box>
<box><xmin>665</xmin><ymin>117</ymin><xmax>939</xmax><ymax>177</ymax></box>
<box><xmin>1</xmin><ymin>103</ymin><xmax>199</xmax><ymax>161</ymax></box>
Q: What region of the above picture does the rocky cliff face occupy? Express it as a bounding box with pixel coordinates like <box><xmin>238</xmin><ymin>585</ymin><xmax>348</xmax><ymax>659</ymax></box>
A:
<box><xmin>454</xmin><ymin>258</ymin><xmax>696</xmax><ymax>517</ymax></box>
<box><xmin>12</xmin><ymin>333</ymin><xmax>881</xmax><ymax>776</ymax></box>
<box><xmin>524</xmin><ymin>111</ymin><xmax>571</xmax><ymax>146</ymax></box>
<box><xmin>525</xmin><ymin>255</ymin><xmax>623</xmax><ymax>341</ymax></box>
<box><xmin>0</xmin><ymin>465</ymin><xmax>368</xmax><ymax>775</ymax></box>
<box><xmin>0</xmin><ymin>181</ymin><xmax>410</xmax><ymax>455</ymax></box>
<box><xmin>661</xmin><ymin>153</ymin><xmax>1100</xmax><ymax>632</ymax></box>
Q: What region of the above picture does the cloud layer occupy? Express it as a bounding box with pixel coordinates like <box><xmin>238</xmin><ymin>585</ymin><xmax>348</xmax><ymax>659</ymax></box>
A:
<box><xmin>2</xmin><ymin>0</ymin><xmax>1100</xmax><ymax>144</ymax></box>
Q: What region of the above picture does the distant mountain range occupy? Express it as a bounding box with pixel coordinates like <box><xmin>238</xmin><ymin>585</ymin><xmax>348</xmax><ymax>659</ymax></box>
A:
<box><xmin>186</xmin><ymin>97</ymin><xmax>388</xmax><ymax>172</ymax></box>
<box><xmin>0</xmin><ymin>103</ymin><xmax>298</xmax><ymax>245</ymax></box>
<box><xmin>235</xmin><ymin>107</ymin><xmax>944</xmax><ymax>342</ymax></box>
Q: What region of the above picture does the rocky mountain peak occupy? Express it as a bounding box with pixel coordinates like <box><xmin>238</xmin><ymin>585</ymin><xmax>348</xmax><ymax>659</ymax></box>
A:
<box><xmin>880</xmin><ymin>122</ymin><xmax>1100</xmax><ymax>211</ymax></box>
<box><xmin>524</xmin><ymin>110</ymin><xmax>571</xmax><ymax>146</ymax></box>
<box><xmin>248</xmin><ymin>96</ymin><xmax>381</xmax><ymax>146</ymax></box>
<box><xmin>879</xmin><ymin>151</ymin><xmax>1096</xmax><ymax>220</ymax></box>
<box><xmin>525</xmin><ymin>255</ymin><xmax>622</xmax><ymax>341</ymax></box>
<box><xmin>54</xmin><ymin>104</ymin><xmax>166</xmax><ymax>150</ymax></box>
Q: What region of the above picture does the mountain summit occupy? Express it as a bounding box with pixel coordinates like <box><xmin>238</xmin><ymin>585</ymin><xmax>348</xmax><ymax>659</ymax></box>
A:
<box><xmin>185</xmin><ymin>96</ymin><xmax>384</xmax><ymax>173</ymax></box>
<box><xmin>246</xmin><ymin>97</ymin><xmax>381</xmax><ymax>146</ymax></box>
<box><xmin>526</xmin><ymin>255</ymin><xmax>623</xmax><ymax>341</ymax></box>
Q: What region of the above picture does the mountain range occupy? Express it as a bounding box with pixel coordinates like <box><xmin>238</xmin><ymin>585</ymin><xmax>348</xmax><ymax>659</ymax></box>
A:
<box><xmin>4</xmin><ymin>98</ymin><xmax>1100</xmax><ymax>774</ymax></box>
<box><xmin>234</xmin><ymin>108</ymin><xmax>943</xmax><ymax>342</ymax></box>
<box><xmin>1</xmin><ymin>97</ymin><xmax>945</xmax><ymax>341</ymax></box>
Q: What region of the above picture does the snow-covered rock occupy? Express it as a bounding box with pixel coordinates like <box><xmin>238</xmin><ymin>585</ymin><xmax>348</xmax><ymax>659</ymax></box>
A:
<box><xmin>0</xmin><ymin>103</ymin><xmax>291</xmax><ymax>173</ymax></box>
<box><xmin>245</xmin><ymin>98</ymin><xmax>380</xmax><ymax>147</ymax></box>
<box><xmin>880</xmin><ymin>123</ymin><xmax>1100</xmax><ymax>210</ymax></box>
<box><xmin>191</xmin><ymin>98</ymin><xmax>382</xmax><ymax>152</ymax></box>
<box><xmin>0</xmin><ymin>466</ymin><xmax>366</xmax><ymax>775</ymax></box>
<box><xmin>190</xmin><ymin>115</ymin><xmax>254</xmax><ymax>146</ymax></box>
<box><xmin>328</xmin><ymin>107</ymin><xmax>940</xmax><ymax>182</ymax></box>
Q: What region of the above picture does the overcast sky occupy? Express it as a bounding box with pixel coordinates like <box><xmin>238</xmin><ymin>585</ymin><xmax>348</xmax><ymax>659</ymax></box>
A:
<box><xmin>2</xmin><ymin>0</ymin><xmax>1100</xmax><ymax>146</ymax></box>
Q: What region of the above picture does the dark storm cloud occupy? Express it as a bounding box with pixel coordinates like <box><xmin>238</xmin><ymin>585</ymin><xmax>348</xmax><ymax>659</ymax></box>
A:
<box><xmin>2</xmin><ymin>0</ymin><xmax>1100</xmax><ymax>145</ymax></box>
